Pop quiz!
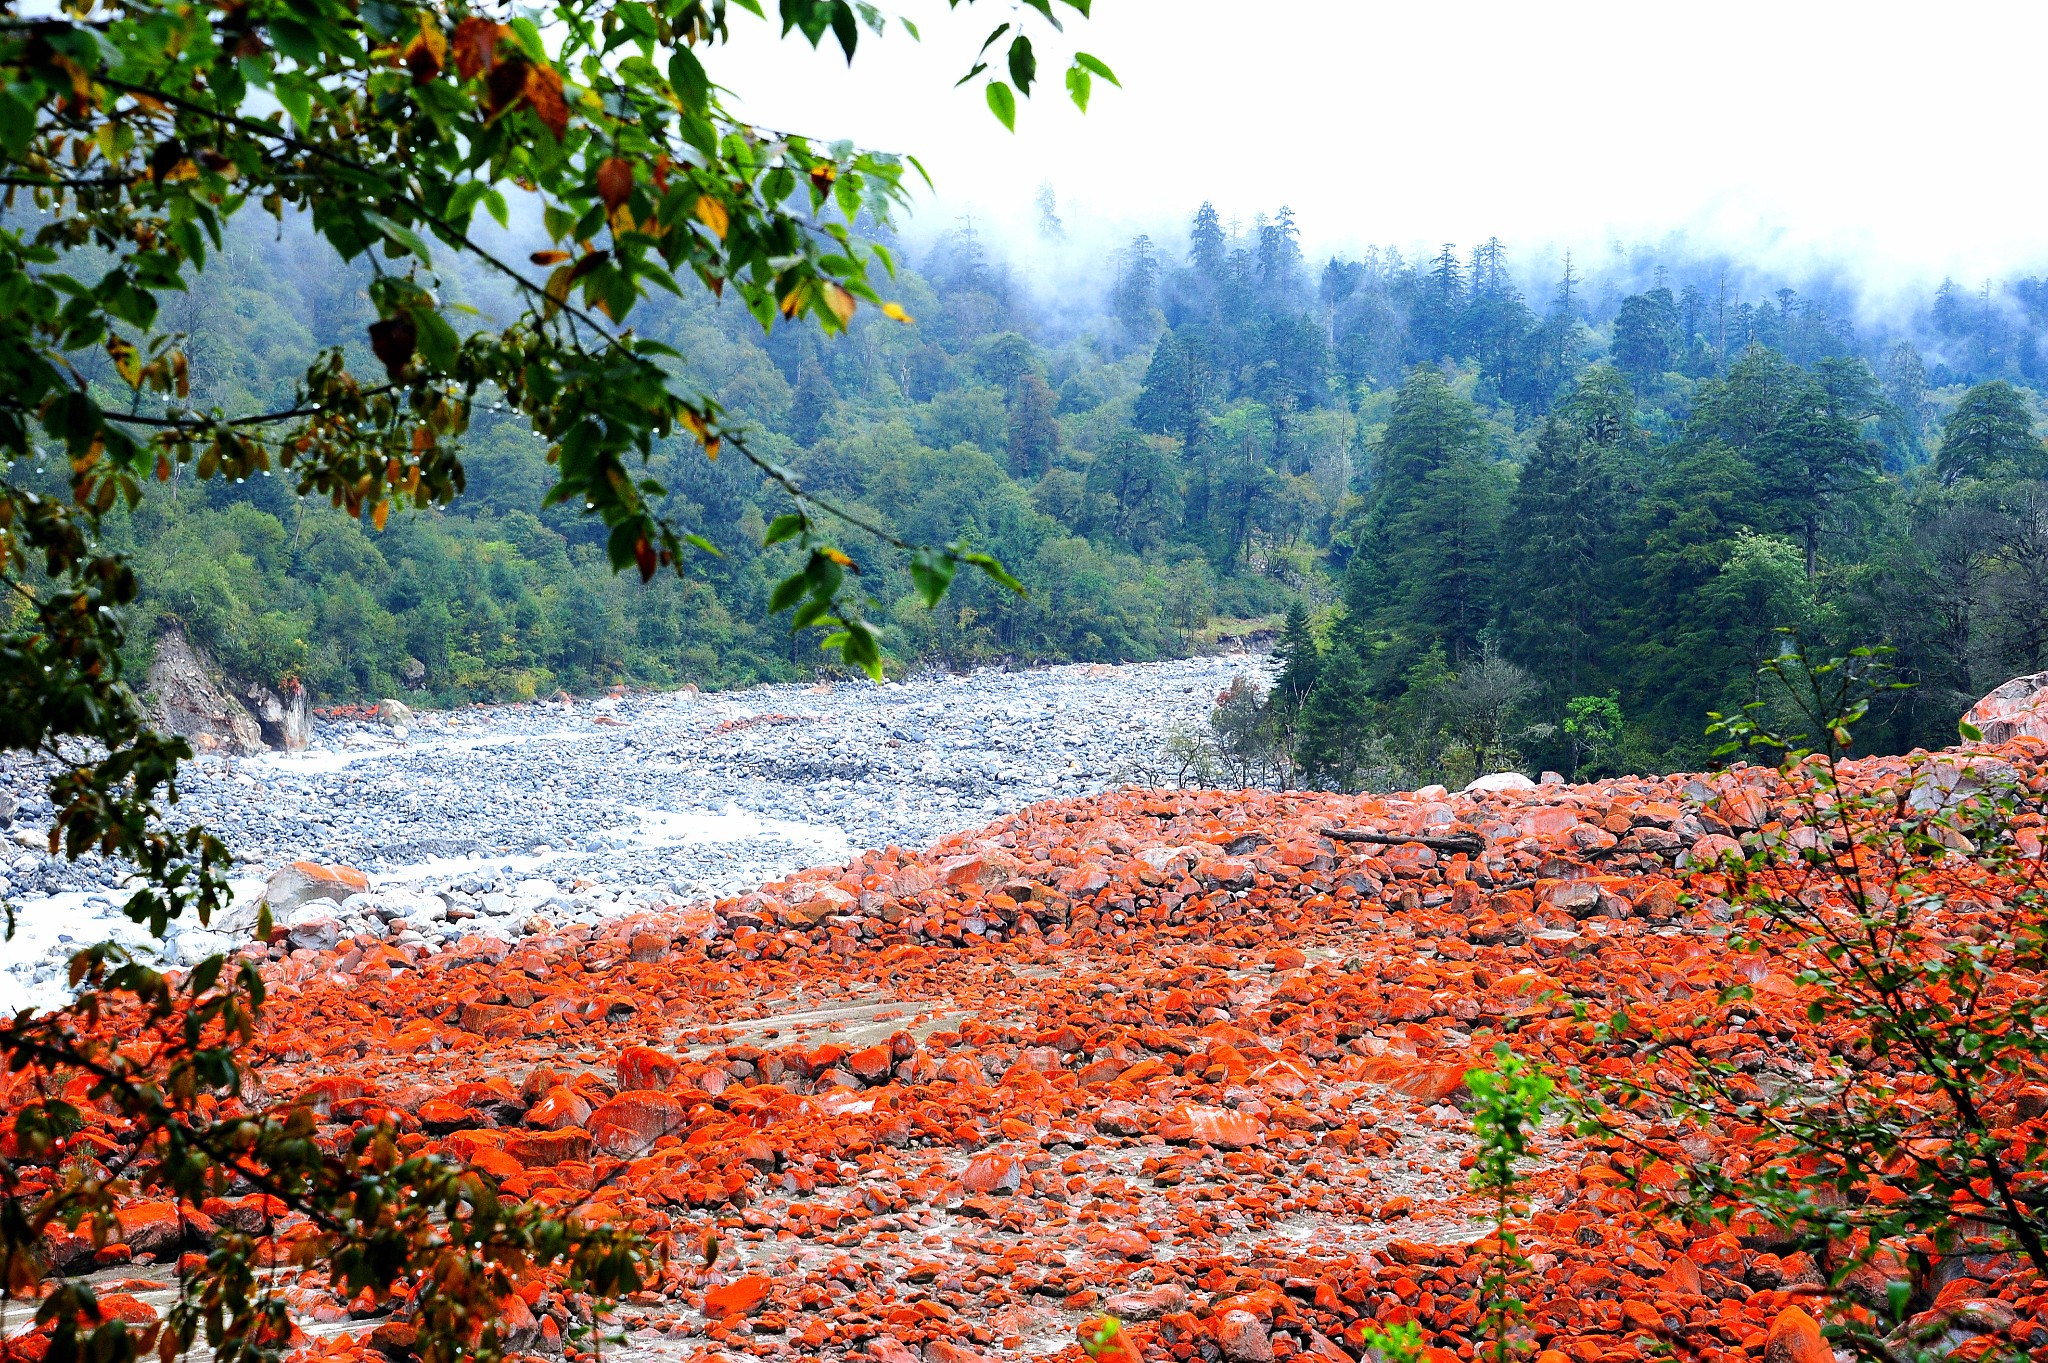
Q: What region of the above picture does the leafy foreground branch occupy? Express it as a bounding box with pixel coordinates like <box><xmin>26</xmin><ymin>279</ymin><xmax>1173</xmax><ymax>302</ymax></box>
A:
<box><xmin>1560</xmin><ymin>649</ymin><xmax>2048</xmax><ymax>1363</ymax></box>
<box><xmin>1</xmin><ymin>1</ymin><xmax>1112</xmax><ymax>1361</ymax></box>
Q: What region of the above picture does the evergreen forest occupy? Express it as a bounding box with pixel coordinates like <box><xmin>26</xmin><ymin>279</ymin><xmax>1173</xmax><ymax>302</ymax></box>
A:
<box><xmin>61</xmin><ymin>199</ymin><xmax>2048</xmax><ymax>784</ymax></box>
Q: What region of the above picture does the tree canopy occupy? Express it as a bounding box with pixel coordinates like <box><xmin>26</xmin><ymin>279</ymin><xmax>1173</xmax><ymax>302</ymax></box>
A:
<box><xmin>0</xmin><ymin>3</ymin><xmax>1115</xmax><ymax>1360</ymax></box>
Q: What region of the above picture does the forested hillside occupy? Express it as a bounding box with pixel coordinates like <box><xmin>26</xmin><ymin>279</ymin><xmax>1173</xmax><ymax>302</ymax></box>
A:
<box><xmin>60</xmin><ymin>200</ymin><xmax>2048</xmax><ymax>781</ymax></box>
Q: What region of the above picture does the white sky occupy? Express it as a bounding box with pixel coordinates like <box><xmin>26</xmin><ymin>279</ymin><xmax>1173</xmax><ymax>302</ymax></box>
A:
<box><xmin>715</xmin><ymin>0</ymin><xmax>2048</xmax><ymax>288</ymax></box>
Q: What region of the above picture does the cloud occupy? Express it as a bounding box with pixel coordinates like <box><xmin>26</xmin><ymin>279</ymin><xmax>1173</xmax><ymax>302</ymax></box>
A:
<box><xmin>711</xmin><ymin>0</ymin><xmax>2048</xmax><ymax>290</ymax></box>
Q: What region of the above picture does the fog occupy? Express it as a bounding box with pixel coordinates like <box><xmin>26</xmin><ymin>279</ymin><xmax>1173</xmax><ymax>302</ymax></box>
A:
<box><xmin>713</xmin><ymin>0</ymin><xmax>2048</xmax><ymax>320</ymax></box>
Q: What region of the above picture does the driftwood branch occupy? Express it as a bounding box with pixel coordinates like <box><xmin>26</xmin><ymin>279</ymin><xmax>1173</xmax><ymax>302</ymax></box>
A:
<box><xmin>1318</xmin><ymin>827</ymin><xmax>1485</xmax><ymax>855</ymax></box>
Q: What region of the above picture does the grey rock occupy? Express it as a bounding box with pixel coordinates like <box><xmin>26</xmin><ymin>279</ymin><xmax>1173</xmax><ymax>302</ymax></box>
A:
<box><xmin>148</xmin><ymin>621</ymin><xmax>264</xmax><ymax>756</ymax></box>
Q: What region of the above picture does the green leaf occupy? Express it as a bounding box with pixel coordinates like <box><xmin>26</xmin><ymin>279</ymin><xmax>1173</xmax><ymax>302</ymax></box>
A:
<box><xmin>1064</xmin><ymin>63</ymin><xmax>1091</xmax><ymax>112</ymax></box>
<box><xmin>960</xmin><ymin>550</ymin><xmax>1023</xmax><ymax>594</ymax></box>
<box><xmin>985</xmin><ymin>80</ymin><xmax>1016</xmax><ymax>131</ymax></box>
<box><xmin>410</xmin><ymin>305</ymin><xmax>460</xmax><ymax>372</ymax></box>
<box><xmin>1959</xmin><ymin>719</ymin><xmax>1983</xmax><ymax>742</ymax></box>
<box><xmin>668</xmin><ymin>47</ymin><xmax>710</xmax><ymax>111</ymax></box>
<box><xmin>974</xmin><ymin>22</ymin><xmax>1012</xmax><ymax>60</ymax></box>
<box><xmin>763</xmin><ymin>513</ymin><xmax>806</xmax><ymax>546</ymax></box>
<box><xmin>1006</xmin><ymin>35</ymin><xmax>1036</xmax><ymax>96</ymax></box>
<box><xmin>768</xmin><ymin>574</ymin><xmax>808</xmax><ymax>613</ymax></box>
<box><xmin>0</xmin><ymin>87</ymin><xmax>31</xmax><ymax>157</ymax></box>
<box><xmin>908</xmin><ymin>547</ymin><xmax>957</xmax><ymax>608</ymax></box>
<box><xmin>365</xmin><ymin>212</ymin><xmax>434</xmax><ymax>266</ymax></box>
<box><xmin>508</xmin><ymin>16</ymin><xmax>548</xmax><ymax>61</ymax></box>
<box><xmin>1073</xmin><ymin>51</ymin><xmax>1119</xmax><ymax>85</ymax></box>
<box><xmin>269</xmin><ymin>18</ymin><xmax>319</xmax><ymax>63</ymax></box>
<box><xmin>272</xmin><ymin>77</ymin><xmax>313</xmax><ymax>132</ymax></box>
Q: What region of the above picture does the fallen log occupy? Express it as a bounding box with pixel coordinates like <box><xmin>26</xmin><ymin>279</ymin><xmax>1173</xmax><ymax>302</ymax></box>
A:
<box><xmin>1318</xmin><ymin>827</ymin><xmax>1485</xmax><ymax>855</ymax></box>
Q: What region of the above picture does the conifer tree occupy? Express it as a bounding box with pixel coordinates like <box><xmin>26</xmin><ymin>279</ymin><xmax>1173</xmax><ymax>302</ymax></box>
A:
<box><xmin>1938</xmin><ymin>380</ymin><xmax>2046</xmax><ymax>486</ymax></box>
<box><xmin>1496</xmin><ymin>414</ymin><xmax>1615</xmax><ymax>695</ymax></box>
<box><xmin>1272</xmin><ymin>601</ymin><xmax>1322</xmax><ymax>716</ymax></box>
<box><xmin>1007</xmin><ymin>372</ymin><xmax>1062</xmax><ymax>479</ymax></box>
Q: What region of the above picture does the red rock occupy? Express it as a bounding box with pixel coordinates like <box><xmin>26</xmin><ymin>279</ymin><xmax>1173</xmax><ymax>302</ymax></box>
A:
<box><xmin>869</xmin><ymin>1338</ymin><xmax>920</xmax><ymax>1363</ymax></box>
<box><xmin>264</xmin><ymin>861</ymin><xmax>370</xmax><ymax>913</ymax></box>
<box><xmin>524</xmin><ymin>1085</ymin><xmax>592</xmax><ymax>1130</ymax></box>
<box><xmin>587</xmin><ymin>1090</ymin><xmax>688</xmax><ymax>1156</ymax></box>
<box><xmin>1764</xmin><ymin>1306</ymin><xmax>1830</xmax><ymax>1363</ymax></box>
<box><xmin>925</xmin><ymin>1342</ymin><xmax>998</xmax><ymax>1363</ymax></box>
<box><xmin>1079</xmin><ymin>1316</ymin><xmax>1145</xmax><ymax>1363</ymax></box>
<box><xmin>702</xmin><ymin>1274</ymin><xmax>773</xmax><ymax>1318</ymax></box>
<box><xmin>1094</xmin><ymin>1101</ymin><xmax>1151</xmax><ymax>1135</ymax></box>
<box><xmin>1160</xmin><ymin>1104</ymin><xmax>1265</xmax><ymax>1149</ymax></box>
<box><xmin>115</xmin><ymin>1202</ymin><xmax>191</xmax><ymax>1257</ymax></box>
<box><xmin>1091</xmin><ymin>1228</ymin><xmax>1153</xmax><ymax>1260</ymax></box>
<box><xmin>846</xmin><ymin>1043</ymin><xmax>895</xmax><ymax>1083</ymax></box>
<box><xmin>1104</xmin><ymin>1284</ymin><xmax>1188</xmax><ymax>1320</ymax></box>
<box><xmin>501</xmin><ymin>1128</ymin><xmax>591</xmax><ymax>1168</ymax></box>
<box><xmin>960</xmin><ymin>1151</ymin><xmax>1024</xmax><ymax>1194</ymax></box>
<box><xmin>1964</xmin><ymin>671</ymin><xmax>2048</xmax><ymax>743</ymax></box>
<box><xmin>617</xmin><ymin>1044</ymin><xmax>681</xmax><ymax>1091</ymax></box>
<box><xmin>1211</xmin><ymin>1310</ymin><xmax>1273</xmax><ymax>1363</ymax></box>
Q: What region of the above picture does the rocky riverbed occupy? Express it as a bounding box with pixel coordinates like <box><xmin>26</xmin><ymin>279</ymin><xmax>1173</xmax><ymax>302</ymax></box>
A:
<box><xmin>0</xmin><ymin>655</ymin><xmax>1268</xmax><ymax>1012</ymax></box>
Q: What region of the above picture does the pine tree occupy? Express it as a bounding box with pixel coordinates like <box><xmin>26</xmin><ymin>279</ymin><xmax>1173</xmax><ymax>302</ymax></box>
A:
<box><xmin>1272</xmin><ymin>600</ymin><xmax>1321</xmax><ymax>716</ymax></box>
<box><xmin>1496</xmin><ymin>414</ymin><xmax>1615</xmax><ymax>695</ymax></box>
<box><xmin>1691</xmin><ymin>348</ymin><xmax>1878</xmax><ymax>575</ymax></box>
<box><xmin>1409</xmin><ymin>245</ymin><xmax>1466</xmax><ymax>361</ymax></box>
<box><xmin>1938</xmin><ymin>380</ymin><xmax>2047</xmax><ymax>486</ymax></box>
<box><xmin>1393</xmin><ymin>451</ymin><xmax>1510</xmax><ymax>664</ymax></box>
<box><xmin>1189</xmin><ymin>202</ymin><xmax>1226</xmax><ymax>276</ymax></box>
<box><xmin>1034</xmin><ymin>182</ymin><xmax>1065</xmax><ymax>240</ymax></box>
<box><xmin>1297</xmin><ymin>622</ymin><xmax>1376</xmax><ymax>790</ymax></box>
<box><xmin>1006</xmin><ymin>371</ymin><xmax>1061</xmax><ymax>479</ymax></box>
<box><xmin>1112</xmin><ymin>235</ymin><xmax>1161</xmax><ymax>349</ymax></box>
<box><xmin>1134</xmin><ymin>328</ymin><xmax>1213</xmax><ymax>451</ymax></box>
<box><xmin>1611</xmin><ymin>288</ymin><xmax>1679</xmax><ymax>388</ymax></box>
<box><xmin>1879</xmin><ymin>340</ymin><xmax>1931</xmax><ymax>470</ymax></box>
<box><xmin>1349</xmin><ymin>366</ymin><xmax>1486</xmax><ymax>621</ymax></box>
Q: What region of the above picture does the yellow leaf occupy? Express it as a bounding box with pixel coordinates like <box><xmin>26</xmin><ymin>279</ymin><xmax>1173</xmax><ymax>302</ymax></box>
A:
<box><xmin>823</xmin><ymin>283</ymin><xmax>856</xmax><ymax>328</ymax></box>
<box><xmin>372</xmin><ymin>499</ymin><xmax>390</xmax><ymax>531</ymax></box>
<box><xmin>106</xmin><ymin>336</ymin><xmax>140</xmax><ymax>386</ymax></box>
<box><xmin>881</xmin><ymin>301</ymin><xmax>914</xmax><ymax>325</ymax></box>
<box><xmin>704</xmin><ymin>436</ymin><xmax>719</xmax><ymax>461</ymax></box>
<box><xmin>693</xmin><ymin>194</ymin><xmax>729</xmax><ymax>240</ymax></box>
<box><xmin>822</xmin><ymin>547</ymin><xmax>854</xmax><ymax>567</ymax></box>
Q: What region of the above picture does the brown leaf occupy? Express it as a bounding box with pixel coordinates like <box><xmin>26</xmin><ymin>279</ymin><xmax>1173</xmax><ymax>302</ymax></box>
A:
<box><xmin>634</xmin><ymin>535</ymin><xmax>657</xmax><ymax>582</ymax></box>
<box><xmin>522</xmin><ymin>61</ymin><xmax>570</xmax><ymax>139</ymax></box>
<box><xmin>368</xmin><ymin>315</ymin><xmax>417</xmax><ymax>381</ymax></box>
<box><xmin>450</xmin><ymin>17</ymin><xmax>504</xmax><ymax>83</ymax></box>
<box><xmin>485</xmin><ymin>55</ymin><xmax>528</xmax><ymax>117</ymax></box>
<box><xmin>404</xmin><ymin>12</ymin><xmax>446</xmax><ymax>82</ymax></box>
<box><xmin>595</xmin><ymin>157</ymin><xmax>633</xmax><ymax>211</ymax></box>
<box><xmin>529</xmin><ymin>249</ymin><xmax>571</xmax><ymax>265</ymax></box>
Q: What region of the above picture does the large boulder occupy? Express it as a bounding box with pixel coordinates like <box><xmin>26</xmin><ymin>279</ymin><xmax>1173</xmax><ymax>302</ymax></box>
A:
<box><xmin>1963</xmin><ymin>672</ymin><xmax>2048</xmax><ymax>744</ymax></box>
<box><xmin>148</xmin><ymin>622</ymin><xmax>264</xmax><ymax>756</ymax></box>
<box><xmin>242</xmin><ymin>676</ymin><xmax>311</xmax><ymax>751</ymax></box>
<box><xmin>265</xmin><ymin>861</ymin><xmax>370</xmax><ymax>915</ymax></box>
<box><xmin>375</xmin><ymin>698</ymin><xmax>415</xmax><ymax>736</ymax></box>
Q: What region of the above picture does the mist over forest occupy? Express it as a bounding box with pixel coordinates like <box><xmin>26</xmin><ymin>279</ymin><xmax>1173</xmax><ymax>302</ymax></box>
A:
<box><xmin>53</xmin><ymin>192</ymin><xmax>2048</xmax><ymax>787</ymax></box>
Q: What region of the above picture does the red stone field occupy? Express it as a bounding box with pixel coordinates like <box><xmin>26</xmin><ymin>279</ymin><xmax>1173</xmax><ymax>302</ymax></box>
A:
<box><xmin>7</xmin><ymin>739</ymin><xmax>2048</xmax><ymax>1363</ymax></box>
